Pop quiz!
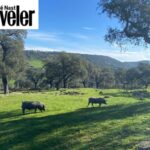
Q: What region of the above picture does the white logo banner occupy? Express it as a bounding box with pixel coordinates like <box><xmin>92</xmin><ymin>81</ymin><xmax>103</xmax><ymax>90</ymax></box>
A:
<box><xmin>0</xmin><ymin>0</ymin><xmax>39</xmax><ymax>29</ymax></box>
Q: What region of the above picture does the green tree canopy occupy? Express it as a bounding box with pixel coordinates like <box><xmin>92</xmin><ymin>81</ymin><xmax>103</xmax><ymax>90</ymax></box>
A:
<box><xmin>0</xmin><ymin>30</ymin><xmax>27</xmax><ymax>94</ymax></box>
<box><xmin>138</xmin><ymin>63</ymin><xmax>150</xmax><ymax>88</ymax></box>
<box><xmin>26</xmin><ymin>67</ymin><xmax>44</xmax><ymax>90</ymax></box>
<box><xmin>99</xmin><ymin>0</ymin><xmax>150</xmax><ymax>45</ymax></box>
<box><xmin>45</xmin><ymin>52</ymin><xmax>87</xmax><ymax>89</ymax></box>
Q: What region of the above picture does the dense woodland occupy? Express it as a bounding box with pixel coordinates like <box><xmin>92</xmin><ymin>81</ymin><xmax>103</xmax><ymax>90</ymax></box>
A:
<box><xmin>0</xmin><ymin>50</ymin><xmax>149</xmax><ymax>92</ymax></box>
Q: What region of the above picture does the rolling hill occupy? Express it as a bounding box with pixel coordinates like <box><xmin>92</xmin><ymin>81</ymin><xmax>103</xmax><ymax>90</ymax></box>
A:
<box><xmin>25</xmin><ymin>50</ymin><xmax>150</xmax><ymax>69</ymax></box>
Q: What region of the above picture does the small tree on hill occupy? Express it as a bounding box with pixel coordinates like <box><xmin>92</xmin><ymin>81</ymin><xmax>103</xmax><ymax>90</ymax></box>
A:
<box><xmin>26</xmin><ymin>67</ymin><xmax>44</xmax><ymax>90</ymax></box>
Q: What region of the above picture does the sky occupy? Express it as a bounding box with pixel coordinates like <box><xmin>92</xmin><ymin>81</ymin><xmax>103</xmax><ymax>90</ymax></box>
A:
<box><xmin>25</xmin><ymin>0</ymin><xmax>150</xmax><ymax>62</ymax></box>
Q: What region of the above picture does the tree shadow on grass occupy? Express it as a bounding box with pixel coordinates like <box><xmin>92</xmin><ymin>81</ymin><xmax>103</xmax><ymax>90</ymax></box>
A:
<box><xmin>0</xmin><ymin>109</ymin><xmax>44</xmax><ymax>120</ymax></box>
<box><xmin>102</xmin><ymin>90</ymin><xmax>131</xmax><ymax>98</ymax></box>
<box><xmin>80</xmin><ymin>118</ymin><xmax>150</xmax><ymax>150</ymax></box>
<box><xmin>103</xmin><ymin>90</ymin><xmax>150</xmax><ymax>100</ymax></box>
<box><xmin>0</xmin><ymin>102</ymin><xmax>150</xmax><ymax>150</ymax></box>
<box><xmin>0</xmin><ymin>110</ymin><xmax>22</xmax><ymax>119</ymax></box>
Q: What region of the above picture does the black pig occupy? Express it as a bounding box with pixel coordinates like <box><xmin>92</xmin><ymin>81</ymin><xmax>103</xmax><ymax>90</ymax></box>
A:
<box><xmin>22</xmin><ymin>101</ymin><xmax>45</xmax><ymax>114</ymax></box>
<box><xmin>88</xmin><ymin>98</ymin><xmax>107</xmax><ymax>107</ymax></box>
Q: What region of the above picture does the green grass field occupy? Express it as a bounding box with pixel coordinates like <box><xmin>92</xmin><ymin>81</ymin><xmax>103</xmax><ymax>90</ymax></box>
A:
<box><xmin>29</xmin><ymin>59</ymin><xmax>43</xmax><ymax>68</ymax></box>
<box><xmin>0</xmin><ymin>88</ymin><xmax>150</xmax><ymax>150</ymax></box>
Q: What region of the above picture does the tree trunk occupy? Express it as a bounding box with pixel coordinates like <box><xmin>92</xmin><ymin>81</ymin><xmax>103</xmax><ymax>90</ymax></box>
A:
<box><xmin>34</xmin><ymin>82</ymin><xmax>37</xmax><ymax>90</ymax></box>
<box><xmin>49</xmin><ymin>81</ymin><xmax>53</xmax><ymax>88</ymax></box>
<box><xmin>82</xmin><ymin>81</ymin><xmax>86</xmax><ymax>88</ymax></box>
<box><xmin>2</xmin><ymin>75</ymin><xmax>9</xmax><ymax>94</ymax></box>
<box><xmin>145</xmin><ymin>84</ymin><xmax>148</xmax><ymax>89</ymax></box>
<box><xmin>56</xmin><ymin>82</ymin><xmax>60</xmax><ymax>90</ymax></box>
<box><xmin>63</xmin><ymin>80</ymin><xmax>67</xmax><ymax>88</ymax></box>
<box><xmin>96</xmin><ymin>82</ymin><xmax>99</xmax><ymax>89</ymax></box>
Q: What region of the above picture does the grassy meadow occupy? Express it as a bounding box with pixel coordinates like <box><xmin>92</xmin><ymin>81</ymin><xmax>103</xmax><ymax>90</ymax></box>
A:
<box><xmin>29</xmin><ymin>59</ymin><xmax>43</xmax><ymax>68</ymax></box>
<box><xmin>0</xmin><ymin>88</ymin><xmax>150</xmax><ymax>150</ymax></box>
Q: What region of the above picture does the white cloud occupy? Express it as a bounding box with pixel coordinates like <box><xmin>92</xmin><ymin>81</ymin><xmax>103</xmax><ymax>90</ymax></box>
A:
<box><xmin>27</xmin><ymin>31</ymin><xmax>90</xmax><ymax>44</ymax></box>
<box><xmin>82</xmin><ymin>27</ymin><xmax>94</xmax><ymax>31</ymax></box>
<box><xmin>27</xmin><ymin>31</ymin><xmax>61</xmax><ymax>42</ymax></box>
<box><xmin>25</xmin><ymin>31</ymin><xmax>150</xmax><ymax>62</ymax></box>
<box><xmin>96</xmin><ymin>51</ymin><xmax>149</xmax><ymax>62</ymax></box>
<box><xmin>25</xmin><ymin>46</ymin><xmax>63</xmax><ymax>52</ymax></box>
<box><xmin>68</xmin><ymin>33</ymin><xmax>89</xmax><ymax>40</ymax></box>
<box><xmin>25</xmin><ymin>45</ymin><xmax>150</xmax><ymax>62</ymax></box>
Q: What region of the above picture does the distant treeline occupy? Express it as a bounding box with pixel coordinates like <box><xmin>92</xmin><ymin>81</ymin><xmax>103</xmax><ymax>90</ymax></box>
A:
<box><xmin>25</xmin><ymin>50</ymin><xmax>150</xmax><ymax>69</ymax></box>
<box><xmin>2</xmin><ymin>51</ymin><xmax>149</xmax><ymax>91</ymax></box>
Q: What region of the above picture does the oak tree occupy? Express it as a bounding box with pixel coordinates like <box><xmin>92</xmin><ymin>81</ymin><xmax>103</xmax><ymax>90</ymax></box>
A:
<box><xmin>99</xmin><ymin>0</ymin><xmax>150</xmax><ymax>45</ymax></box>
<box><xmin>0</xmin><ymin>30</ymin><xmax>27</xmax><ymax>94</ymax></box>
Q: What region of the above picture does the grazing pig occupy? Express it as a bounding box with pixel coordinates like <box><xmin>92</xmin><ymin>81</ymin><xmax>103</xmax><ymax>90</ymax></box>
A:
<box><xmin>88</xmin><ymin>97</ymin><xmax>107</xmax><ymax>107</ymax></box>
<box><xmin>22</xmin><ymin>101</ymin><xmax>45</xmax><ymax>114</ymax></box>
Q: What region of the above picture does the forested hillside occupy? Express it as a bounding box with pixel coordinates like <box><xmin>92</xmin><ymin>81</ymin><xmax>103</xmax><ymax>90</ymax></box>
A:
<box><xmin>25</xmin><ymin>50</ymin><xmax>150</xmax><ymax>69</ymax></box>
